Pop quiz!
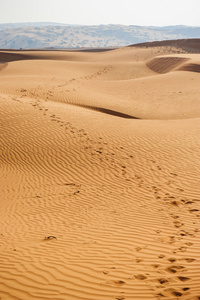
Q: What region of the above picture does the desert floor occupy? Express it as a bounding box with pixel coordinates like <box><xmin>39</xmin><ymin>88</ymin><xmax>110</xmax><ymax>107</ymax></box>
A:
<box><xmin>0</xmin><ymin>40</ymin><xmax>200</xmax><ymax>300</ymax></box>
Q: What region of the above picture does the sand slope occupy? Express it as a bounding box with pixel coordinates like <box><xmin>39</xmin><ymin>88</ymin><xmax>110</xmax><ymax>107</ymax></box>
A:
<box><xmin>0</xmin><ymin>40</ymin><xmax>200</xmax><ymax>300</ymax></box>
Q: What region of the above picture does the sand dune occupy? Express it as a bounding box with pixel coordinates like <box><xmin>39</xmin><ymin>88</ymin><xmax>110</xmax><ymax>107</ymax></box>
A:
<box><xmin>146</xmin><ymin>57</ymin><xmax>190</xmax><ymax>73</ymax></box>
<box><xmin>178</xmin><ymin>63</ymin><xmax>200</xmax><ymax>73</ymax></box>
<box><xmin>0</xmin><ymin>39</ymin><xmax>200</xmax><ymax>300</ymax></box>
<box><xmin>129</xmin><ymin>38</ymin><xmax>200</xmax><ymax>53</ymax></box>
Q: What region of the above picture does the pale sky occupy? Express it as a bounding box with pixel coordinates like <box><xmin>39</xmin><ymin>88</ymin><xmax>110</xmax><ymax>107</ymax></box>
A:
<box><xmin>0</xmin><ymin>0</ymin><xmax>199</xmax><ymax>26</ymax></box>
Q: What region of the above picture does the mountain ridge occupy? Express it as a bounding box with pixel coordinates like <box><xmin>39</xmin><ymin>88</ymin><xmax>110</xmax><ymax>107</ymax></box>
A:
<box><xmin>0</xmin><ymin>23</ymin><xmax>199</xmax><ymax>49</ymax></box>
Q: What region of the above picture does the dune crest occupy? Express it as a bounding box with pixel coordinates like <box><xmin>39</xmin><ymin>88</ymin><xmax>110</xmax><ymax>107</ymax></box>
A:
<box><xmin>129</xmin><ymin>38</ymin><xmax>200</xmax><ymax>53</ymax></box>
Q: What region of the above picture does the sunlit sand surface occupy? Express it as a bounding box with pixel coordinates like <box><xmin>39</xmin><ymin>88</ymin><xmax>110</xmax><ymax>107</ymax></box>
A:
<box><xmin>0</xmin><ymin>39</ymin><xmax>200</xmax><ymax>300</ymax></box>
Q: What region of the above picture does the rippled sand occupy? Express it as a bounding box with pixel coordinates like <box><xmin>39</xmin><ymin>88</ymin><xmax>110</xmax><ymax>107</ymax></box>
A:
<box><xmin>0</xmin><ymin>39</ymin><xmax>200</xmax><ymax>300</ymax></box>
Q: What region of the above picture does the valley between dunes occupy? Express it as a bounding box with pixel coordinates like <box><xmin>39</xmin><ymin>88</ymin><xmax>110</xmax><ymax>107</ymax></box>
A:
<box><xmin>0</xmin><ymin>39</ymin><xmax>200</xmax><ymax>300</ymax></box>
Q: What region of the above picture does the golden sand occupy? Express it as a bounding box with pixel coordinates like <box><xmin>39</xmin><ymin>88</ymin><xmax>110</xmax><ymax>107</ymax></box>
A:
<box><xmin>0</xmin><ymin>40</ymin><xmax>200</xmax><ymax>299</ymax></box>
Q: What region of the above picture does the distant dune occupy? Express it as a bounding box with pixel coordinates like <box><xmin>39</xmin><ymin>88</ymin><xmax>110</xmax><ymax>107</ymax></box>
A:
<box><xmin>0</xmin><ymin>39</ymin><xmax>200</xmax><ymax>300</ymax></box>
<box><xmin>130</xmin><ymin>38</ymin><xmax>200</xmax><ymax>52</ymax></box>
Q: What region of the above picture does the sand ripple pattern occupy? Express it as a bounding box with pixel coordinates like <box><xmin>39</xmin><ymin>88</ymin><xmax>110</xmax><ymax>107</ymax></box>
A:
<box><xmin>0</xmin><ymin>40</ymin><xmax>200</xmax><ymax>299</ymax></box>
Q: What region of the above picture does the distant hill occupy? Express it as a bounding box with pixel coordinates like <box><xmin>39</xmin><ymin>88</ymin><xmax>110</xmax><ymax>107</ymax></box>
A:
<box><xmin>0</xmin><ymin>22</ymin><xmax>70</xmax><ymax>31</ymax></box>
<box><xmin>0</xmin><ymin>23</ymin><xmax>199</xmax><ymax>49</ymax></box>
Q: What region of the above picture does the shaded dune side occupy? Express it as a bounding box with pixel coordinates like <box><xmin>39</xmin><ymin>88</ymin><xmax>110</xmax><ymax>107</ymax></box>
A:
<box><xmin>72</xmin><ymin>48</ymin><xmax>118</xmax><ymax>52</ymax></box>
<box><xmin>0</xmin><ymin>63</ymin><xmax>8</xmax><ymax>71</ymax></box>
<box><xmin>0</xmin><ymin>51</ymin><xmax>94</xmax><ymax>64</ymax></box>
<box><xmin>129</xmin><ymin>39</ymin><xmax>200</xmax><ymax>53</ymax></box>
<box><xmin>71</xmin><ymin>104</ymin><xmax>140</xmax><ymax>119</ymax></box>
<box><xmin>178</xmin><ymin>63</ymin><xmax>200</xmax><ymax>73</ymax></box>
<box><xmin>146</xmin><ymin>57</ymin><xmax>190</xmax><ymax>74</ymax></box>
<box><xmin>0</xmin><ymin>52</ymin><xmax>40</xmax><ymax>63</ymax></box>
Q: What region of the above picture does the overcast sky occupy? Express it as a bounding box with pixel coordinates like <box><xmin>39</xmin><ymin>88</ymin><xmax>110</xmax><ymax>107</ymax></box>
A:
<box><xmin>0</xmin><ymin>0</ymin><xmax>199</xmax><ymax>26</ymax></box>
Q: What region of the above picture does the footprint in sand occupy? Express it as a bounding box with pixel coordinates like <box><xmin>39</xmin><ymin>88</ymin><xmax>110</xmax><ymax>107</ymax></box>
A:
<box><xmin>171</xmin><ymin>200</ymin><xmax>179</xmax><ymax>206</ymax></box>
<box><xmin>168</xmin><ymin>258</ymin><xmax>177</xmax><ymax>263</ymax></box>
<box><xmin>158</xmin><ymin>254</ymin><xmax>165</xmax><ymax>259</ymax></box>
<box><xmin>183</xmin><ymin>258</ymin><xmax>196</xmax><ymax>263</ymax></box>
<box><xmin>112</xmin><ymin>280</ymin><xmax>126</xmax><ymax>287</ymax></box>
<box><xmin>170</xmin><ymin>173</ymin><xmax>178</xmax><ymax>177</ymax></box>
<box><xmin>171</xmin><ymin>290</ymin><xmax>183</xmax><ymax>297</ymax></box>
<box><xmin>134</xmin><ymin>274</ymin><xmax>147</xmax><ymax>280</ymax></box>
<box><xmin>135</xmin><ymin>247</ymin><xmax>142</xmax><ymax>252</ymax></box>
<box><xmin>157</xmin><ymin>288</ymin><xmax>189</xmax><ymax>298</ymax></box>
<box><xmin>182</xmin><ymin>287</ymin><xmax>190</xmax><ymax>291</ymax></box>
<box><xmin>189</xmin><ymin>209</ymin><xmax>199</xmax><ymax>213</ymax></box>
<box><xmin>173</xmin><ymin>220</ymin><xmax>184</xmax><ymax>228</ymax></box>
<box><xmin>184</xmin><ymin>200</ymin><xmax>195</xmax><ymax>204</ymax></box>
<box><xmin>185</xmin><ymin>242</ymin><xmax>193</xmax><ymax>246</ymax></box>
<box><xmin>166</xmin><ymin>265</ymin><xmax>185</xmax><ymax>273</ymax></box>
<box><xmin>102</xmin><ymin>270</ymin><xmax>109</xmax><ymax>275</ymax></box>
<box><xmin>157</xmin><ymin>278</ymin><xmax>169</xmax><ymax>285</ymax></box>
<box><xmin>170</xmin><ymin>214</ymin><xmax>180</xmax><ymax>219</ymax></box>
<box><xmin>152</xmin><ymin>264</ymin><xmax>160</xmax><ymax>269</ymax></box>
<box><xmin>135</xmin><ymin>258</ymin><xmax>143</xmax><ymax>263</ymax></box>
<box><xmin>177</xmin><ymin>276</ymin><xmax>190</xmax><ymax>282</ymax></box>
<box><xmin>173</xmin><ymin>246</ymin><xmax>187</xmax><ymax>253</ymax></box>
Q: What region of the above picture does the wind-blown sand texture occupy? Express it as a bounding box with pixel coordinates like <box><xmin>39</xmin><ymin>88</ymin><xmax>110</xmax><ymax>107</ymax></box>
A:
<box><xmin>0</xmin><ymin>39</ymin><xmax>200</xmax><ymax>300</ymax></box>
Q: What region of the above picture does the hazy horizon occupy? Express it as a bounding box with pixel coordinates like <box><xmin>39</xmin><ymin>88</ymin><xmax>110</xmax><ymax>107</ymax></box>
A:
<box><xmin>0</xmin><ymin>22</ymin><xmax>199</xmax><ymax>28</ymax></box>
<box><xmin>0</xmin><ymin>0</ymin><xmax>200</xmax><ymax>27</ymax></box>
